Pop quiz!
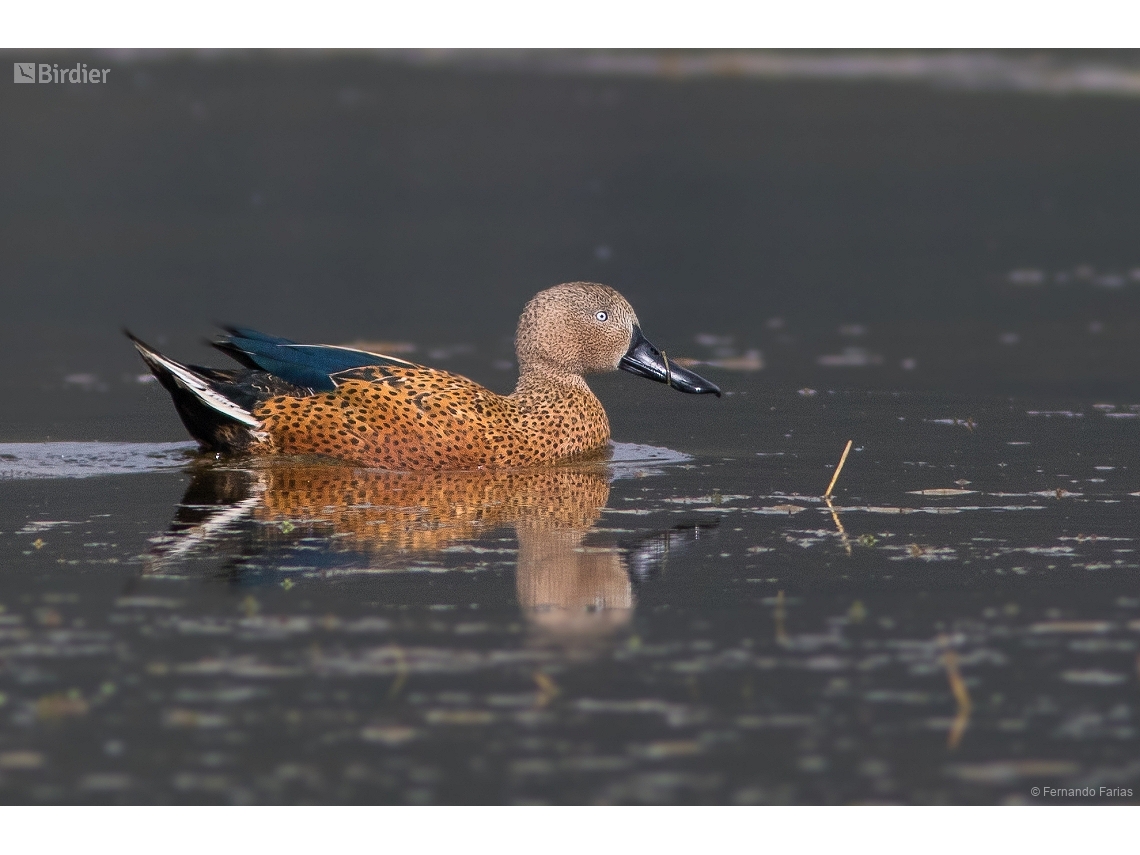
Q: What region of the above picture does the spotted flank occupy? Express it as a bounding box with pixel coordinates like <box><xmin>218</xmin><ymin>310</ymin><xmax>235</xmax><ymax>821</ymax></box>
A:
<box><xmin>129</xmin><ymin>282</ymin><xmax>721</xmax><ymax>470</ymax></box>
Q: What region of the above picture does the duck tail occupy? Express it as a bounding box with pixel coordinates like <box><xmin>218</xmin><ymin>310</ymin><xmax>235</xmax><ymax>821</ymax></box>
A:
<box><xmin>126</xmin><ymin>331</ymin><xmax>266</xmax><ymax>453</ymax></box>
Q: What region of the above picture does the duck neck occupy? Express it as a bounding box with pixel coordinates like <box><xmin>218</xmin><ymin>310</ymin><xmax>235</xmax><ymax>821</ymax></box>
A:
<box><xmin>511</xmin><ymin>364</ymin><xmax>593</xmax><ymax>398</ymax></box>
<box><xmin>508</xmin><ymin>365</ymin><xmax>612</xmax><ymax>453</ymax></box>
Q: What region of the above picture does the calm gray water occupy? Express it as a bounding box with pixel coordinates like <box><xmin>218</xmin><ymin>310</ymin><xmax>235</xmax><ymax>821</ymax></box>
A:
<box><xmin>3</xmin><ymin>50</ymin><xmax>1140</xmax><ymax>804</ymax></box>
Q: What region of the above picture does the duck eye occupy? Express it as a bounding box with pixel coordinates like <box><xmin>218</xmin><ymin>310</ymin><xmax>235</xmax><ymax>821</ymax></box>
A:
<box><xmin>595</xmin><ymin>311</ymin><xmax>608</xmax><ymax>322</ymax></box>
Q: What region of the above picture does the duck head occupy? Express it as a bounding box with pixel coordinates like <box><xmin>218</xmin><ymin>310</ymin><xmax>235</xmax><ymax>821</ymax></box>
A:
<box><xmin>515</xmin><ymin>282</ymin><xmax>721</xmax><ymax>396</ymax></box>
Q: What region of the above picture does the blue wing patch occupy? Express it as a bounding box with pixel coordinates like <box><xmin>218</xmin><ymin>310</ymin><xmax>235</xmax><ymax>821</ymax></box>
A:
<box><xmin>214</xmin><ymin>326</ymin><xmax>416</xmax><ymax>392</ymax></box>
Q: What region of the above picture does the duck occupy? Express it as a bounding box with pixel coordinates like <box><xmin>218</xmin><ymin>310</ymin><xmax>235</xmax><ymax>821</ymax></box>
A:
<box><xmin>127</xmin><ymin>281</ymin><xmax>721</xmax><ymax>471</ymax></box>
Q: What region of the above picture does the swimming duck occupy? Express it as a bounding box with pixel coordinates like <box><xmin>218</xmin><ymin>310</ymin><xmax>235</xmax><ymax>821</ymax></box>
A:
<box><xmin>128</xmin><ymin>281</ymin><xmax>720</xmax><ymax>470</ymax></box>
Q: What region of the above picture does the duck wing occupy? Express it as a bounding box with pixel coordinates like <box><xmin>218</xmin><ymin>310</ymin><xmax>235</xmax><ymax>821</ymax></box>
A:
<box><xmin>213</xmin><ymin>326</ymin><xmax>417</xmax><ymax>392</ymax></box>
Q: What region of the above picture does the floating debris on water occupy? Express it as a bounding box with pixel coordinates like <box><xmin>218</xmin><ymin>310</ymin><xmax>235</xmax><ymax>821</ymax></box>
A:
<box><xmin>1061</xmin><ymin>670</ymin><xmax>1129</xmax><ymax>686</ymax></box>
<box><xmin>63</xmin><ymin>373</ymin><xmax>107</xmax><ymax>392</ymax></box>
<box><xmin>675</xmin><ymin>351</ymin><xmax>763</xmax><ymax>372</ymax></box>
<box><xmin>909</xmin><ymin>489</ymin><xmax>977</xmax><ymax>497</ymax></box>
<box><xmin>817</xmin><ymin>348</ymin><xmax>883</xmax><ymax>367</ymax></box>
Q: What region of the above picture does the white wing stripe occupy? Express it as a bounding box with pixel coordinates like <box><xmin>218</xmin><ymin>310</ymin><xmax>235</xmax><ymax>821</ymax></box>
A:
<box><xmin>284</xmin><ymin>343</ymin><xmax>417</xmax><ymax>367</ymax></box>
<box><xmin>147</xmin><ymin>351</ymin><xmax>263</xmax><ymax>429</ymax></box>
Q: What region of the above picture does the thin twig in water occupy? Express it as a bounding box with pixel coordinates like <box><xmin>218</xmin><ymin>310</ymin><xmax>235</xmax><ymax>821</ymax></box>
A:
<box><xmin>387</xmin><ymin>646</ymin><xmax>409</xmax><ymax>700</ymax></box>
<box><xmin>941</xmin><ymin>640</ymin><xmax>972</xmax><ymax>749</ymax></box>
<box><xmin>774</xmin><ymin>589</ymin><xmax>789</xmax><ymax>645</ymax></box>
<box><xmin>825</xmin><ymin>496</ymin><xmax>853</xmax><ymax>556</ymax></box>
<box><xmin>823</xmin><ymin>439</ymin><xmax>854</xmax><ymax>499</ymax></box>
<box><xmin>533</xmin><ymin>671</ymin><xmax>560</xmax><ymax>709</ymax></box>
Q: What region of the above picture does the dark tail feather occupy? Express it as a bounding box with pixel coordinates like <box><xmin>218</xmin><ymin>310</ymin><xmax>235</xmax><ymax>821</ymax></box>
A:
<box><xmin>126</xmin><ymin>331</ymin><xmax>265</xmax><ymax>453</ymax></box>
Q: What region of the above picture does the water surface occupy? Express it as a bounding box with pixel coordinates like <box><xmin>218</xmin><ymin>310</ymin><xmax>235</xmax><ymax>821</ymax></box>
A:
<box><xmin>3</xmin><ymin>388</ymin><xmax>1140</xmax><ymax>804</ymax></box>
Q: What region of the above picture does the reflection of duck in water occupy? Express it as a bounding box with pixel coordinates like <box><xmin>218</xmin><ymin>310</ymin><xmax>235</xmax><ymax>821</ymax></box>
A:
<box><xmin>253</xmin><ymin>465</ymin><xmax>610</xmax><ymax>551</ymax></box>
<box><xmin>127</xmin><ymin>282</ymin><xmax>719</xmax><ymax>471</ymax></box>
<box><xmin>153</xmin><ymin>460</ymin><xmax>715</xmax><ymax>645</ymax></box>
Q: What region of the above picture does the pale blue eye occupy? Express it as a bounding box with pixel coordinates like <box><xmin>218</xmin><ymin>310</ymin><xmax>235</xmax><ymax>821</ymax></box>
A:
<box><xmin>595</xmin><ymin>311</ymin><xmax>608</xmax><ymax>322</ymax></box>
